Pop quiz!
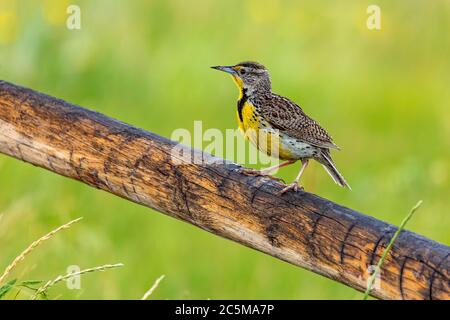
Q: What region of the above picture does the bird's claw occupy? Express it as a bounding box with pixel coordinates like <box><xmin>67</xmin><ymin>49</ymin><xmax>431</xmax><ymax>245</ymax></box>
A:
<box><xmin>238</xmin><ymin>168</ymin><xmax>285</xmax><ymax>183</ymax></box>
<box><xmin>277</xmin><ymin>182</ymin><xmax>304</xmax><ymax>195</ymax></box>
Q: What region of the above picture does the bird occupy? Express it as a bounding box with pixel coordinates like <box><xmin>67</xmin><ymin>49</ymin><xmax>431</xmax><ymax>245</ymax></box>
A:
<box><xmin>211</xmin><ymin>61</ymin><xmax>350</xmax><ymax>194</ymax></box>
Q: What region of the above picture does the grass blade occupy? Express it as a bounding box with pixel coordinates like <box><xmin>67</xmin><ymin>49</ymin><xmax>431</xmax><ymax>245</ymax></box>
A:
<box><xmin>363</xmin><ymin>200</ymin><xmax>423</xmax><ymax>299</ymax></box>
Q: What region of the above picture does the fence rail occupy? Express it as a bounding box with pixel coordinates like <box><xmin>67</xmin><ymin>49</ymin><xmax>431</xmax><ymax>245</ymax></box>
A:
<box><xmin>0</xmin><ymin>81</ymin><xmax>448</xmax><ymax>300</ymax></box>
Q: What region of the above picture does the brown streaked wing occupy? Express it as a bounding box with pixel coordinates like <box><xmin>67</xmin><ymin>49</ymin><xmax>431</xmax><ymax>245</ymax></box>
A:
<box><xmin>258</xmin><ymin>93</ymin><xmax>340</xmax><ymax>150</ymax></box>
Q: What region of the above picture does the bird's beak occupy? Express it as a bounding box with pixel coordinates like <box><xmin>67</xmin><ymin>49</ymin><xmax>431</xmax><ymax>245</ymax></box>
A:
<box><xmin>211</xmin><ymin>65</ymin><xmax>236</xmax><ymax>75</ymax></box>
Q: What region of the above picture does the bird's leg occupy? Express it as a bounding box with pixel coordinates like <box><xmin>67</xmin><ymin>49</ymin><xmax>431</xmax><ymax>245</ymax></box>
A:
<box><xmin>278</xmin><ymin>159</ymin><xmax>309</xmax><ymax>195</ymax></box>
<box><xmin>239</xmin><ymin>160</ymin><xmax>295</xmax><ymax>182</ymax></box>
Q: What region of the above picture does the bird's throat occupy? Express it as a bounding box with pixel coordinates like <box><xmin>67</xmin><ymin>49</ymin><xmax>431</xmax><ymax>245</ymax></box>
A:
<box><xmin>230</xmin><ymin>74</ymin><xmax>249</xmax><ymax>124</ymax></box>
<box><xmin>231</xmin><ymin>75</ymin><xmax>245</xmax><ymax>100</ymax></box>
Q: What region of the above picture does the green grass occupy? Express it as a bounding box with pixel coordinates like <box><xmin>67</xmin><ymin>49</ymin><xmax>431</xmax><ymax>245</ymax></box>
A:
<box><xmin>0</xmin><ymin>0</ymin><xmax>449</xmax><ymax>299</ymax></box>
<box><xmin>363</xmin><ymin>200</ymin><xmax>422</xmax><ymax>299</ymax></box>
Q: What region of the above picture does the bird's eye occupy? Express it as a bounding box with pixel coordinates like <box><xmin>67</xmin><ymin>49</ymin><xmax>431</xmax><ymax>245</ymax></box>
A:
<box><xmin>239</xmin><ymin>69</ymin><xmax>246</xmax><ymax>75</ymax></box>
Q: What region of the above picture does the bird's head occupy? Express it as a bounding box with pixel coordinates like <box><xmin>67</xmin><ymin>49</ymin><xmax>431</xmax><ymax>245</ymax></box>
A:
<box><xmin>211</xmin><ymin>61</ymin><xmax>271</xmax><ymax>95</ymax></box>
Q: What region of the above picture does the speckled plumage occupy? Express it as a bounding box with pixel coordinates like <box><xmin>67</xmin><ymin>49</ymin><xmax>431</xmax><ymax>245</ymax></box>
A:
<box><xmin>250</xmin><ymin>92</ymin><xmax>339</xmax><ymax>151</ymax></box>
<box><xmin>212</xmin><ymin>61</ymin><xmax>350</xmax><ymax>191</ymax></box>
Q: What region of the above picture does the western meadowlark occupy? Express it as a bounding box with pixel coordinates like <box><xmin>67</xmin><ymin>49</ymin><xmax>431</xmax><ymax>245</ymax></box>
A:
<box><xmin>212</xmin><ymin>61</ymin><xmax>350</xmax><ymax>194</ymax></box>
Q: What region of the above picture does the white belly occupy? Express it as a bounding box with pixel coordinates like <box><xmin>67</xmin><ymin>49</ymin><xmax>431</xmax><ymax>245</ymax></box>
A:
<box><xmin>252</xmin><ymin>127</ymin><xmax>318</xmax><ymax>160</ymax></box>
<box><xmin>280</xmin><ymin>133</ymin><xmax>317</xmax><ymax>159</ymax></box>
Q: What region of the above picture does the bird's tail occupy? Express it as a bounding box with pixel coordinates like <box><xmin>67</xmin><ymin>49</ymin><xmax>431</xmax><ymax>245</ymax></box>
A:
<box><xmin>317</xmin><ymin>151</ymin><xmax>351</xmax><ymax>190</ymax></box>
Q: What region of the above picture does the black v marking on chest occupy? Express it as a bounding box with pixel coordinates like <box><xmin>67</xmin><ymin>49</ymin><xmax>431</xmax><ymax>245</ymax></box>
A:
<box><xmin>237</xmin><ymin>88</ymin><xmax>248</xmax><ymax>123</ymax></box>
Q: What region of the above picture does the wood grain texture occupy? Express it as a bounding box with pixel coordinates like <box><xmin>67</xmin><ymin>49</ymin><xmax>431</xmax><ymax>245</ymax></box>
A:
<box><xmin>0</xmin><ymin>80</ymin><xmax>448</xmax><ymax>300</ymax></box>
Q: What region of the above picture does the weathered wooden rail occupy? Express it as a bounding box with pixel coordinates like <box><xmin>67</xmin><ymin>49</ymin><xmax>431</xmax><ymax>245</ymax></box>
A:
<box><xmin>0</xmin><ymin>81</ymin><xmax>448</xmax><ymax>300</ymax></box>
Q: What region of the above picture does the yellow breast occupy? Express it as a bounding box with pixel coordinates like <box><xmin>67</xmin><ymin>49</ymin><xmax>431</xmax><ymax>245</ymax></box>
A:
<box><xmin>237</xmin><ymin>101</ymin><xmax>259</xmax><ymax>133</ymax></box>
<box><xmin>237</xmin><ymin>101</ymin><xmax>294</xmax><ymax>160</ymax></box>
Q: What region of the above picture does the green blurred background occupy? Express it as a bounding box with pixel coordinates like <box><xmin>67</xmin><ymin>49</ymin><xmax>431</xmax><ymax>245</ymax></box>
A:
<box><xmin>0</xmin><ymin>0</ymin><xmax>449</xmax><ymax>299</ymax></box>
